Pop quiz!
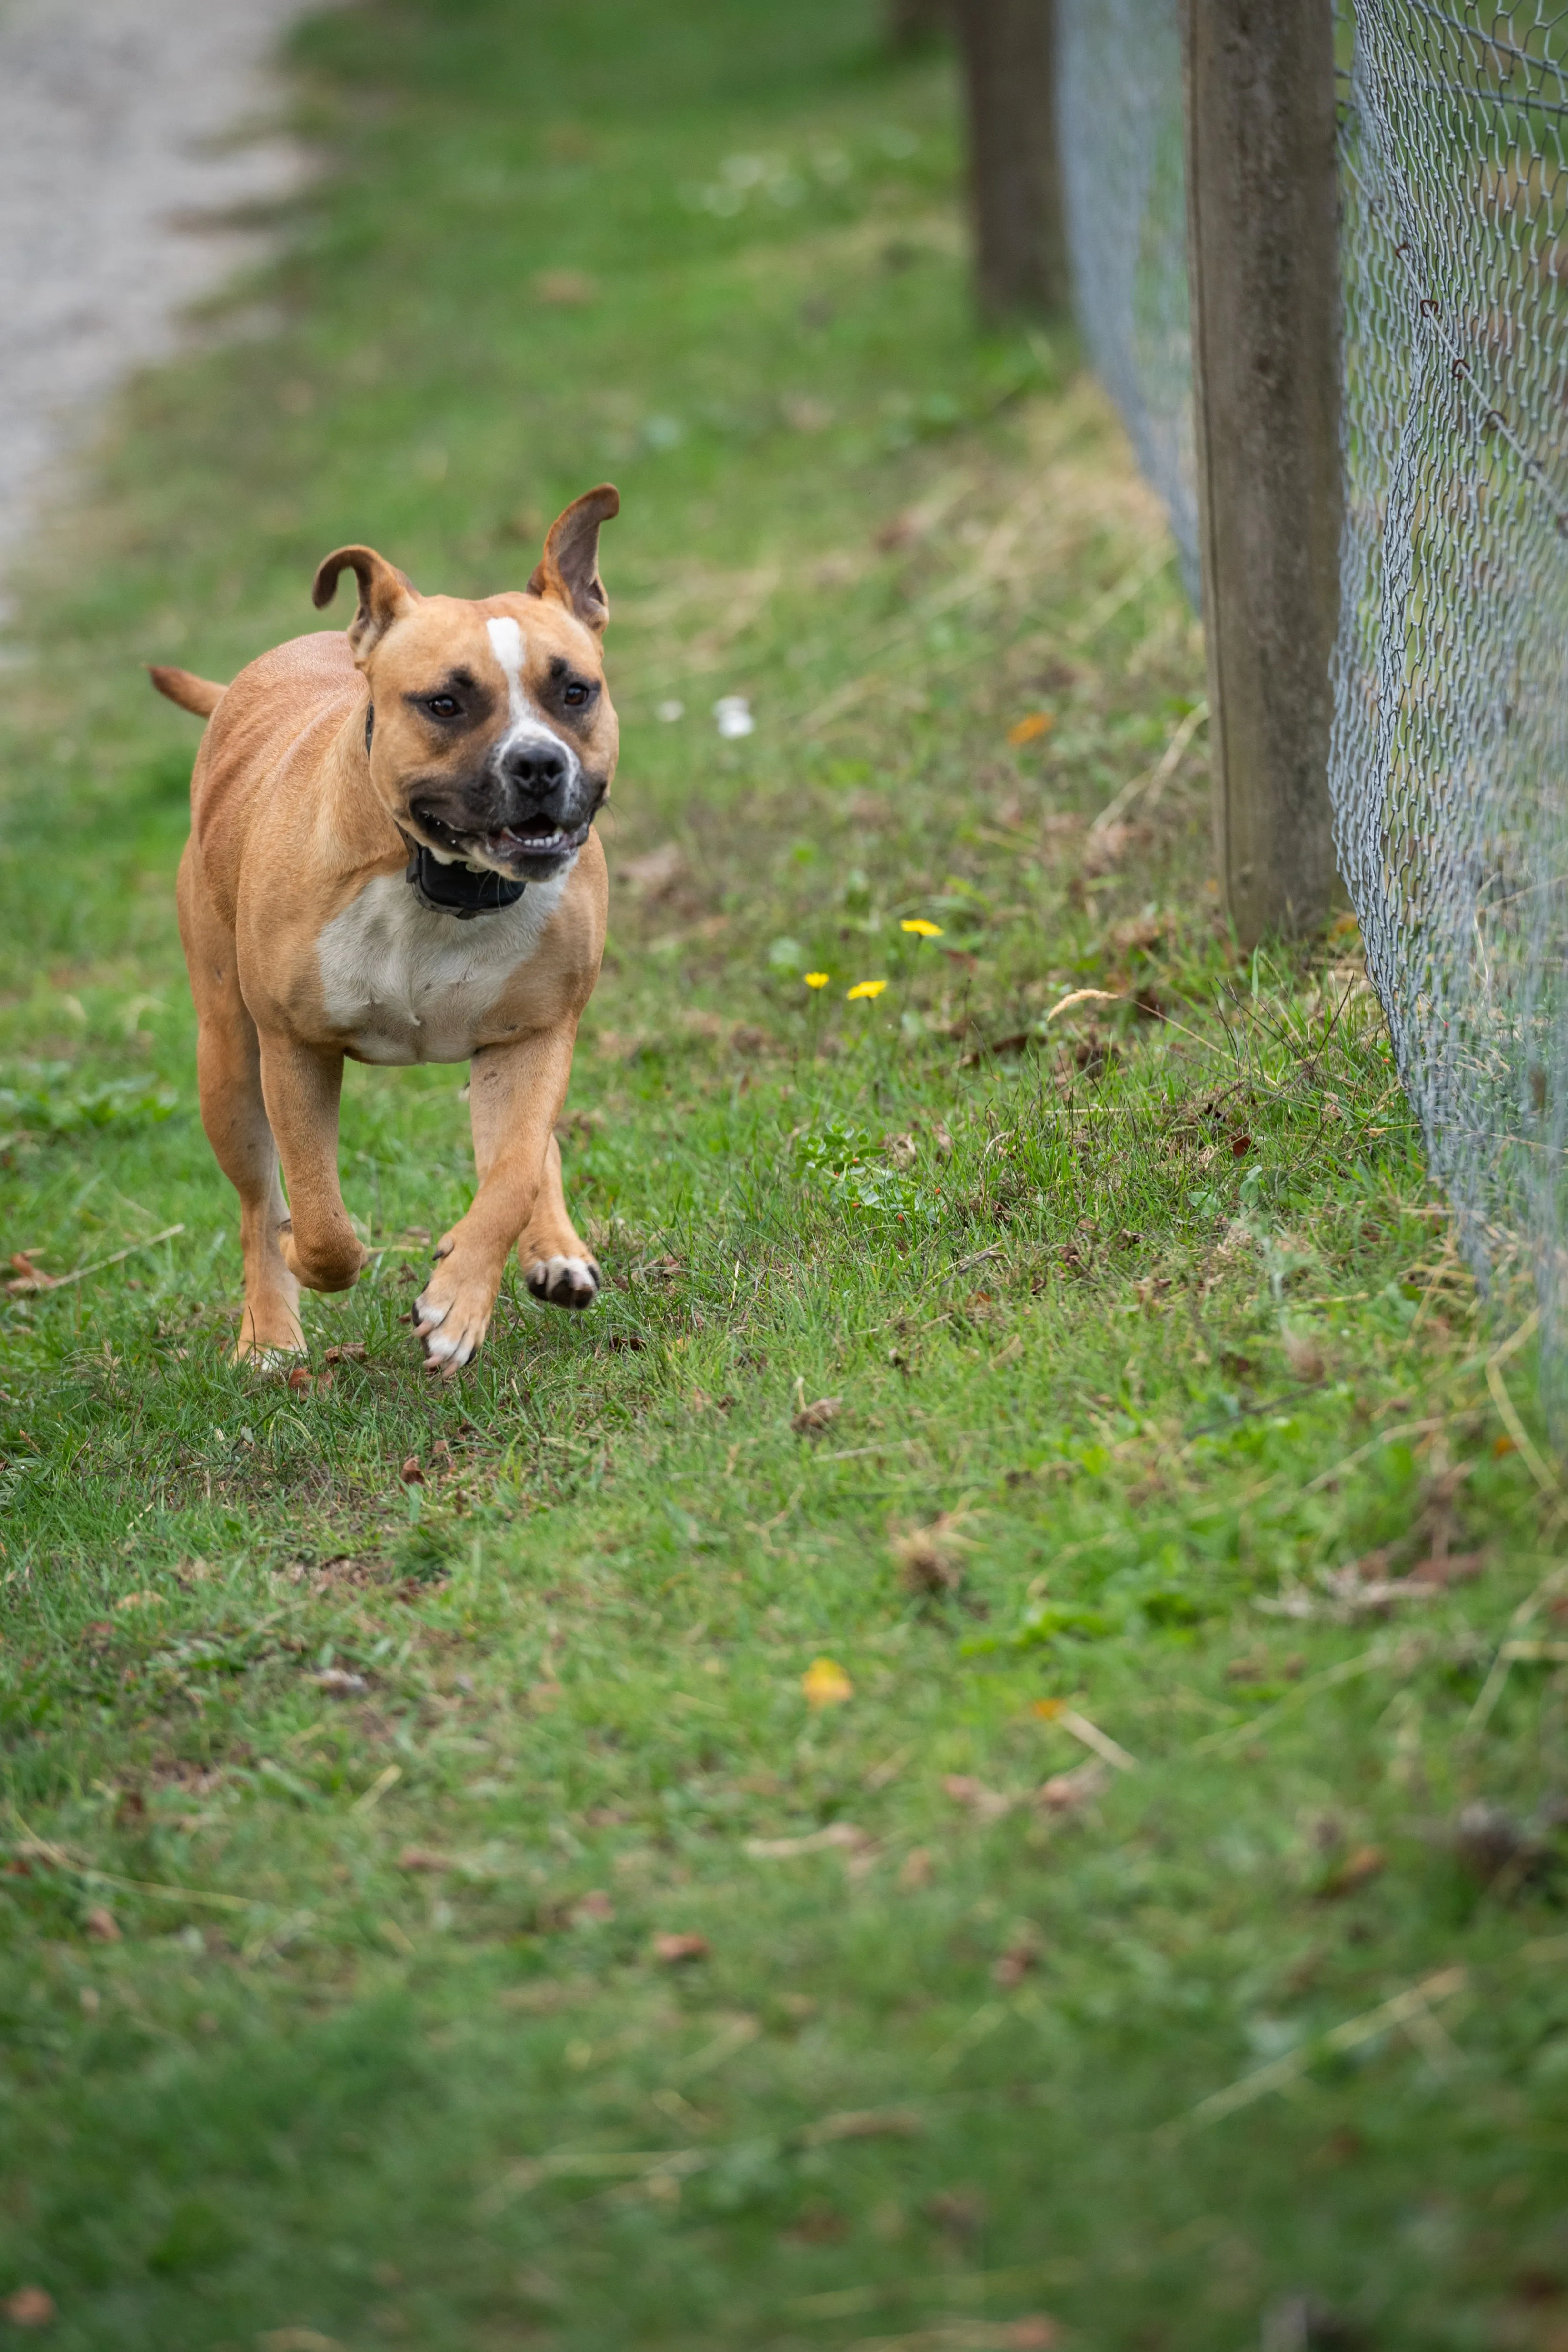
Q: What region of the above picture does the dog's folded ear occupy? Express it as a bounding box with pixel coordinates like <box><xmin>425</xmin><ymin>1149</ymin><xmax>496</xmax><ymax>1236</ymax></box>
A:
<box><xmin>311</xmin><ymin>545</ymin><xmax>420</xmax><ymax>660</ymax></box>
<box><xmin>528</xmin><ymin>485</ymin><xmax>619</xmax><ymax>634</ymax></box>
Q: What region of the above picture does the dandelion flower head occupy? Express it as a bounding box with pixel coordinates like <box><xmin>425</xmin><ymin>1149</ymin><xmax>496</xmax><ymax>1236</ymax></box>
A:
<box><xmin>900</xmin><ymin>918</ymin><xmax>943</xmax><ymax>938</ymax></box>
<box><xmin>846</xmin><ymin>979</ymin><xmax>887</xmax><ymax>1001</ymax></box>
<box><xmin>803</xmin><ymin>971</ymin><xmax>829</xmax><ymax>989</ymax></box>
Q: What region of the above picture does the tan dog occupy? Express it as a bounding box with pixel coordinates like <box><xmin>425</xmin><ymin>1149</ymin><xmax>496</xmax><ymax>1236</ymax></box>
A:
<box><xmin>151</xmin><ymin>486</ymin><xmax>620</xmax><ymax>1374</ymax></box>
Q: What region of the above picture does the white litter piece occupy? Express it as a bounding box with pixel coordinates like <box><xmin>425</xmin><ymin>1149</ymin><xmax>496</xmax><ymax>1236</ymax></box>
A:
<box><xmin>713</xmin><ymin>695</ymin><xmax>755</xmax><ymax>740</ymax></box>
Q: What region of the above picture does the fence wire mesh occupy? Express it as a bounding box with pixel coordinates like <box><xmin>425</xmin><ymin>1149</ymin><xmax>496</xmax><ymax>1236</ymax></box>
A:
<box><xmin>1333</xmin><ymin>2</ymin><xmax>1568</xmax><ymax>1413</ymax></box>
<box><xmin>1058</xmin><ymin>0</ymin><xmax>1568</xmax><ymax>1418</ymax></box>
<box><xmin>1056</xmin><ymin>0</ymin><xmax>1200</xmax><ymax>604</ymax></box>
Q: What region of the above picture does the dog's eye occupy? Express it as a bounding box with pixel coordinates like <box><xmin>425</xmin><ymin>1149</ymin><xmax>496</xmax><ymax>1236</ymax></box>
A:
<box><xmin>425</xmin><ymin>694</ymin><xmax>461</xmax><ymax>719</ymax></box>
<box><xmin>562</xmin><ymin>682</ymin><xmax>591</xmax><ymax>708</ymax></box>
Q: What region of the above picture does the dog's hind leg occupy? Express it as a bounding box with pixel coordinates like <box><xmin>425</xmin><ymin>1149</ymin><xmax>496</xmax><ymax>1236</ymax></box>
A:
<box><xmin>177</xmin><ymin>845</ymin><xmax>304</xmax><ymax>1361</ymax></box>
<box><xmin>519</xmin><ymin>1131</ymin><xmax>601</xmax><ymax>1311</ymax></box>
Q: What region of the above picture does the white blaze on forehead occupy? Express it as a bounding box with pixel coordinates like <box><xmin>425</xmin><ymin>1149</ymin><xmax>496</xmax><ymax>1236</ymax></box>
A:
<box><xmin>484</xmin><ymin>610</ymin><xmax>580</xmax><ymax>782</ymax></box>
<box><xmin>486</xmin><ymin>615</ymin><xmax>528</xmax><ymax>720</ymax></box>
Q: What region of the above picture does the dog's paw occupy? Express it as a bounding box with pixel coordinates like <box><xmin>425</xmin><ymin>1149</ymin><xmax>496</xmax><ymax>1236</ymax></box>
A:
<box><xmin>413</xmin><ymin>1262</ymin><xmax>498</xmax><ymax>1375</ymax></box>
<box><xmin>238</xmin><ymin>1344</ymin><xmax>309</xmax><ymax>1374</ymax></box>
<box><xmin>233</xmin><ymin>1306</ymin><xmax>307</xmax><ymax>1364</ymax></box>
<box><xmin>525</xmin><ymin>1253</ymin><xmax>601</xmax><ymax>1311</ymax></box>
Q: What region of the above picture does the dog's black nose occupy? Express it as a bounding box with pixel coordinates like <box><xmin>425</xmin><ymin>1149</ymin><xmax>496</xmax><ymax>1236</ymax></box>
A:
<box><xmin>502</xmin><ymin>739</ymin><xmax>571</xmax><ymax>796</ymax></box>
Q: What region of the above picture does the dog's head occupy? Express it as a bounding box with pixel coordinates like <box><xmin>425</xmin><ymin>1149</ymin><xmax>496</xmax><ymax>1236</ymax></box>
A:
<box><xmin>313</xmin><ymin>485</ymin><xmax>620</xmax><ymax>883</ymax></box>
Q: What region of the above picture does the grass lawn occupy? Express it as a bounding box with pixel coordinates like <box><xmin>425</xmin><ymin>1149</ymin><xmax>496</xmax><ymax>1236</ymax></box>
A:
<box><xmin>3</xmin><ymin>2</ymin><xmax>1568</xmax><ymax>2346</ymax></box>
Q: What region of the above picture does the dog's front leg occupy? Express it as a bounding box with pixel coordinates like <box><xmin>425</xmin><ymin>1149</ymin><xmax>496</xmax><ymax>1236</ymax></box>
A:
<box><xmin>414</xmin><ymin>1024</ymin><xmax>578</xmax><ymax>1374</ymax></box>
<box><xmin>257</xmin><ymin>1035</ymin><xmax>371</xmax><ymax>1296</ymax></box>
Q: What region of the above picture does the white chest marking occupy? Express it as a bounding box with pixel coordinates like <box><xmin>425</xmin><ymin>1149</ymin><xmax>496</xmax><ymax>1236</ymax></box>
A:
<box><xmin>317</xmin><ymin>870</ymin><xmax>570</xmax><ymax>1065</ymax></box>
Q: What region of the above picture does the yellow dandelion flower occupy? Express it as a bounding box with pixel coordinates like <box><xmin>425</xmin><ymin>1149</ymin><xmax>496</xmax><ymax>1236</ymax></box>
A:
<box><xmin>803</xmin><ymin>971</ymin><xmax>829</xmax><ymax>989</ymax></box>
<box><xmin>900</xmin><ymin>918</ymin><xmax>943</xmax><ymax>938</ymax></box>
<box><xmin>801</xmin><ymin>1656</ymin><xmax>854</xmax><ymax>1707</ymax></box>
<box><xmin>846</xmin><ymin>979</ymin><xmax>887</xmax><ymax>1001</ymax></box>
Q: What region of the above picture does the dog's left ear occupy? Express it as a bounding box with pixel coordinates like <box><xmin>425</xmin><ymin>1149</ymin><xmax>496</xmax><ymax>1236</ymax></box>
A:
<box><xmin>528</xmin><ymin>485</ymin><xmax>619</xmax><ymax>634</ymax></box>
<box><xmin>311</xmin><ymin>544</ymin><xmax>420</xmax><ymax>661</ymax></box>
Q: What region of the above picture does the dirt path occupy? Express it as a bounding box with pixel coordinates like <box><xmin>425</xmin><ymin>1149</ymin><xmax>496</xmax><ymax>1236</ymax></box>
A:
<box><xmin>0</xmin><ymin>0</ymin><xmax>320</xmax><ymax>615</ymax></box>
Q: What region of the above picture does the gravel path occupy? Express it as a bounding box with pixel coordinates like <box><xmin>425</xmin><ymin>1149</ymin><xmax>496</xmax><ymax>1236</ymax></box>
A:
<box><xmin>0</xmin><ymin>0</ymin><xmax>320</xmax><ymax>609</ymax></box>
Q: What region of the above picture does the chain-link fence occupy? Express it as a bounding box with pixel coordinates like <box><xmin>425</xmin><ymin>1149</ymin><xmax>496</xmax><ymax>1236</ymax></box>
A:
<box><xmin>1056</xmin><ymin>0</ymin><xmax>1200</xmax><ymax>604</ymax></box>
<box><xmin>1057</xmin><ymin>0</ymin><xmax>1568</xmax><ymax>1418</ymax></box>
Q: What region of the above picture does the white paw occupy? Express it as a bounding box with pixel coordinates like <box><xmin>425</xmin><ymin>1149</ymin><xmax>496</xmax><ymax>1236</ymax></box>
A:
<box><xmin>420</xmin><ymin>1326</ymin><xmax>467</xmax><ymax>1366</ymax></box>
<box><xmin>413</xmin><ymin>1272</ymin><xmax>493</xmax><ymax>1373</ymax></box>
<box><xmin>526</xmin><ymin>1254</ymin><xmax>601</xmax><ymax>1311</ymax></box>
<box><xmin>238</xmin><ymin>1344</ymin><xmax>307</xmax><ymax>1373</ymax></box>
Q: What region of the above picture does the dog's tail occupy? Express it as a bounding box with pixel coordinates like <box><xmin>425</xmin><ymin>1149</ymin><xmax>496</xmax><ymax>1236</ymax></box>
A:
<box><xmin>148</xmin><ymin>664</ymin><xmax>227</xmax><ymax>719</ymax></box>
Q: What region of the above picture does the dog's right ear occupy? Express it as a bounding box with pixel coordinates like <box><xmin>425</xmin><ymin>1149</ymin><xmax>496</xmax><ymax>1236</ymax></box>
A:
<box><xmin>311</xmin><ymin>545</ymin><xmax>419</xmax><ymax>660</ymax></box>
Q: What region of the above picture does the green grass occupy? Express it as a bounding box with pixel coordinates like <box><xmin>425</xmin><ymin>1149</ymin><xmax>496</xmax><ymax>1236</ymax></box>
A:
<box><xmin>3</xmin><ymin>3</ymin><xmax>1568</xmax><ymax>2346</ymax></box>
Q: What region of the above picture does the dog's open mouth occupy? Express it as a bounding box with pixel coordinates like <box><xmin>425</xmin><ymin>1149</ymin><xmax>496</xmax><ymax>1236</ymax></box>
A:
<box><xmin>410</xmin><ymin>804</ymin><xmax>592</xmax><ymax>874</ymax></box>
<box><xmin>476</xmin><ymin>820</ymin><xmax>591</xmax><ymax>869</ymax></box>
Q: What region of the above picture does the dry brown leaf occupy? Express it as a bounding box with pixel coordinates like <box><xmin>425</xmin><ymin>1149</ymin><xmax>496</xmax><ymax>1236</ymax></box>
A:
<box><xmin>802</xmin><ymin>2107</ymin><xmax>922</xmax><ymax>2144</ymax></box>
<box><xmin>1226</xmin><ymin>1651</ymin><xmax>1272</xmax><ymax>1683</ymax></box>
<box><xmin>1037</xmin><ymin>1761</ymin><xmax>1111</xmax><ymax>1812</ymax></box>
<box><xmin>892</xmin><ymin>1510</ymin><xmax>971</xmax><ymax>1596</ymax></box>
<box><xmin>6</xmin><ymin>1251</ymin><xmax>58</xmax><ymax>1294</ymax></box>
<box><xmin>992</xmin><ymin>1941</ymin><xmax>1038</xmax><ymax>1988</ymax></box>
<box><xmin>83</xmin><ymin>1906</ymin><xmax>120</xmax><ymax>1943</ymax></box>
<box><xmin>1319</xmin><ymin>1844</ymin><xmax>1386</xmax><ymax>1899</ymax></box>
<box><xmin>1282</xmin><ymin>1328</ymin><xmax>1327</xmax><ymax>1383</ymax></box>
<box><xmin>323</xmin><ymin>1342</ymin><xmax>366</xmax><ymax>1363</ymax></box>
<box><xmin>399</xmin><ymin>1455</ymin><xmax>425</xmax><ymax>1484</ymax></box>
<box><xmin>396</xmin><ymin>1848</ymin><xmax>455</xmax><ymax>1874</ymax></box>
<box><xmin>1404</xmin><ymin>1550</ymin><xmax>1484</xmax><ymax>1588</ymax></box>
<box><xmin>875</xmin><ymin>509</ymin><xmax>923</xmax><ymax>551</ymax></box>
<box><xmin>924</xmin><ymin>2185</ymin><xmax>987</xmax><ymax>2242</ymax></box>
<box><xmin>746</xmin><ymin>1822</ymin><xmax>866</xmax><ymax>1860</ymax></box>
<box><xmin>651</xmin><ymin>1931</ymin><xmax>709</xmax><ymax>1964</ymax></box>
<box><xmin>533</xmin><ymin>268</ymin><xmax>598</xmax><ymax>306</ymax></box>
<box><xmin>619</xmin><ymin>842</ymin><xmax>685</xmax><ymax>897</ymax></box>
<box><xmin>942</xmin><ymin>1774</ymin><xmax>1013</xmax><ymax>1822</ymax></box>
<box><xmin>569</xmin><ymin>1889</ymin><xmax>615</xmax><ymax>1925</ymax></box>
<box><xmin>1</xmin><ymin>2288</ymin><xmax>57</xmax><ymax>2328</ymax></box>
<box><xmin>792</xmin><ymin>1395</ymin><xmax>843</xmax><ymax>1436</ymax></box>
<box><xmin>313</xmin><ymin>1667</ymin><xmax>367</xmax><ymax>1697</ymax></box>
<box><xmin>1081</xmin><ymin>820</ymin><xmax>1151</xmax><ymax>878</ymax></box>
